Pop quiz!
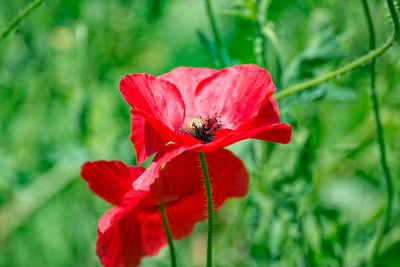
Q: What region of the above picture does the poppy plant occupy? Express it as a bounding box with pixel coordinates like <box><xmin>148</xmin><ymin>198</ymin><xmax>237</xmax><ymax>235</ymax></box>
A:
<box><xmin>119</xmin><ymin>64</ymin><xmax>292</xmax><ymax>190</ymax></box>
<box><xmin>80</xmin><ymin>149</ymin><xmax>248</xmax><ymax>267</ymax></box>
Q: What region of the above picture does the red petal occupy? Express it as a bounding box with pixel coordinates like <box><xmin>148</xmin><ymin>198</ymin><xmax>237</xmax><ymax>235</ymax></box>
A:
<box><xmin>215</xmin><ymin>123</ymin><xmax>292</xmax><ymax>146</ymax></box>
<box><xmin>132</xmin><ymin>144</ymin><xmax>198</xmax><ymax>191</ymax></box>
<box><xmin>164</xmin><ymin>149</ymin><xmax>249</xmax><ymax>239</ymax></box>
<box><xmin>204</xmin><ymin>149</ymin><xmax>249</xmax><ymax>203</ymax></box>
<box><xmin>148</xmin><ymin>150</ymin><xmax>203</xmax><ymax>204</ymax></box>
<box><xmin>206</xmin><ymin>97</ymin><xmax>292</xmax><ymax>146</ymax></box>
<box><xmin>245</xmin><ymin>96</ymin><xmax>281</xmax><ymax>128</ymax></box>
<box><xmin>119</xmin><ymin>73</ymin><xmax>185</xmax><ymax>133</ymax></box>
<box><xmin>96</xmin><ymin>190</ymin><xmax>164</xmax><ymax>267</ymax></box>
<box><xmin>81</xmin><ymin>161</ymin><xmax>145</xmax><ymax>206</ymax></box>
<box><xmin>94</xmin><ymin>149</ymin><xmax>248</xmax><ymax>266</ymax></box>
<box><xmin>181</xmin><ymin>97</ymin><xmax>291</xmax><ymax>151</ymax></box>
<box><xmin>96</xmin><ymin>191</ymin><xmax>148</xmax><ymax>267</ymax></box>
<box><xmin>194</xmin><ymin>64</ymin><xmax>275</xmax><ymax>131</ymax></box>
<box><xmin>164</xmin><ymin>190</ymin><xmax>206</xmax><ymax>239</ymax></box>
<box><xmin>159</xmin><ymin>67</ymin><xmax>218</xmax><ymax>122</ymax></box>
<box><xmin>137</xmin><ymin>207</ymin><xmax>166</xmax><ymax>256</ymax></box>
<box><xmin>130</xmin><ymin>110</ymin><xmax>170</xmax><ymax>165</ymax></box>
<box><xmin>96</xmin><ymin>207</ymin><xmax>128</xmax><ymax>267</ymax></box>
<box><xmin>135</xmin><ymin>149</ymin><xmax>249</xmax><ymax>243</ymax></box>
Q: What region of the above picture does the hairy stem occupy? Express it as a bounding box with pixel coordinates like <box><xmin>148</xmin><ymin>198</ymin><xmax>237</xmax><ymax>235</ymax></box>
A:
<box><xmin>0</xmin><ymin>0</ymin><xmax>44</xmax><ymax>43</ymax></box>
<box><xmin>274</xmin><ymin>37</ymin><xmax>394</xmax><ymax>100</ymax></box>
<box><xmin>159</xmin><ymin>204</ymin><xmax>177</xmax><ymax>267</ymax></box>
<box><xmin>203</xmin><ymin>0</ymin><xmax>225</xmax><ymax>67</ymax></box>
<box><xmin>385</xmin><ymin>0</ymin><xmax>400</xmax><ymax>39</ymax></box>
<box><xmin>360</xmin><ymin>0</ymin><xmax>394</xmax><ymax>264</ymax></box>
<box><xmin>198</xmin><ymin>152</ymin><xmax>213</xmax><ymax>267</ymax></box>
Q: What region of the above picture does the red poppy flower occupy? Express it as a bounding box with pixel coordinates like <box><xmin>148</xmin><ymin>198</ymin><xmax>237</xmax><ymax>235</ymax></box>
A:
<box><xmin>120</xmin><ymin>64</ymin><xmax>292</xmax><ymax>170</ymax></box>
<box><xmin>80</xmin><ymin>149</ymin><xmax>248</xmax><ymax>267</ymax></box>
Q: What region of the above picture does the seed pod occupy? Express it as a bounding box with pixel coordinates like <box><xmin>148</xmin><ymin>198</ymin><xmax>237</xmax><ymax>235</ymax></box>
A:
<box><xmin>187</xmin><ymin>117</ymin><xmax>205</xmax><ymax>134</ymax></box>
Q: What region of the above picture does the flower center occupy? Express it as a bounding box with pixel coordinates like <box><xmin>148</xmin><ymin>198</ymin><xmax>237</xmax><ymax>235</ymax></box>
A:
<box><xmin>179</xmin><ymin>116</ymin><xmax>221</xmax><ymax>144</ymax></box>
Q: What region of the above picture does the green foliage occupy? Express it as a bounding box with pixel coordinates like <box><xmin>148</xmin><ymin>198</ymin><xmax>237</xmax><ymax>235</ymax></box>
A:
<box><xmin>0</xmin><ymin>0</ymin><xmax>400</xmax><ymax>266</ymax></box>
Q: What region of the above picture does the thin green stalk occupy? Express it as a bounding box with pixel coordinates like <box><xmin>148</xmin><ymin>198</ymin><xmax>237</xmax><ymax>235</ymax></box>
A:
<box><xmin>203</xmin><ymin>0</ymin><xmax>225</xmax><ymax>67</ymax></box>
<box><xmin>253</xmin><ymin>0</ymin><xmax>284</xmax><ymax>88</ymax></box>
<box><xmin>262</xmin><ymin>24</ymin><xmax>283</xmax><ymax>89</ymax></box>
<box><xmin>0</xmin><ymin>0</ymin><xmax>44</xmax><ymax>43</ymax></box>
<box><xmin>254</xmin><ymin>26</ymin><xmax>267</xmax><ymax>68</ymax></box>
<box><xmin>159</xmin><ymin>204</ymin><xmax>177</xmax><ymax>267</ymax></box>
<box><xmin>360</xmin><ymin>0</ymin><xmax>394</xmax><ymax>264</ymax></box>
<box><xmin>385</xmin><ymin>0</ymin><xmax>400</xmax><ymax>39</ymax></box>
<box><xmin>198</xmin><ymin>152</ymin><xmax>213</xmax><ymax>267</ymax></box>
<box><xmin>274</xmin><ymin>37</ymin><xmax>394</xmax><ymax>100</ymax></box>
<box><xmin>254</xmin><ymin>0</ymin><xmax>267</xmax><ymax>68</ymax></box>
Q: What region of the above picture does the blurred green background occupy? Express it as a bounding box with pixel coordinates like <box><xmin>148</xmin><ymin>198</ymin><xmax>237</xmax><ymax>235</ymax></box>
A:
<box><xmin>0</xmin><ymin>0</ymin><xmax>399</xmax><ymax>266</ymax></box>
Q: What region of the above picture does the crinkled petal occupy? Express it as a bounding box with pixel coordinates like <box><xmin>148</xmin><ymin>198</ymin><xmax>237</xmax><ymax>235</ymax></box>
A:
<box><xmin>159</xmin><ymin>67</ymin><xmax>218</xmax><ymax>122</ymax></box>
<box><xmin>132</xmin><ymin>144</ymin><xmax>199</xmax><ymax>191</ymax></box>
<box><xmin>148</xmin><ymin>150</ymin><xmax>203</xmax><ymax>204</ymax></box>
<box><xmin>130</xmin><ymin>110</ymin><xmax>170</xmax><ymax>165</ymax></box>
<box><xmin>137</xmin><ymin>149</ymin><xmax>248</xmax><ymax>242</ymax></box>
<box><xmin>164</xmin><ymin>149</ymin><xmax>249</xmax><ymax>238</ymax></box>
<box><xmin>119</xmin><ymin>73</ymin><xmax>185</xmax><ymax>133</ymax></box>
<box><xmin>81</xmin><ymin>161</ymin><xmax>145</xmax><ymax>206</ymax></box>
<box><xmin>96</xmin><ymin>207</ymin><xmax>126</xmax><ymax>267</ymax></box>
<box><xmin>204</xmin><ymin>149</ymin><xmax>249</xmax><ymax>203</ymax></box>
<box><xmin>93</xmin><ymin>149</ymin><xmax>249</xmax><ymax>266</ymax></box>
<box><xmin>177</xmin><ymin>124</ymin><xmax>291</xmax><ymax>153</ymax></box>
<box><xmin>193</xmin><ymin>64</ymin><xmax>275</xmax><ymax>131</ymax></box>
<box><xmin>215</xmin><ymin>123</ymin><xmax>292</xmax><ymax>146</ymax></box>
<box><xmin>244</xmin><ymin>97</ymin><xmax>281</xmax><ymax>128</ymax></box>
<box><xmin>129</xmin><ymin>68</ymin><xmax>219</xmax><ymax>163</ymax></box>
<box><xmin>96</xmin><ymin>190</ymin><xmax>149</xmax><ymax>267</ymax></box>
<box><xmin>137</xmin><ymin>208</ymin><xmax>166</xmax><ymax>256</ymax></box>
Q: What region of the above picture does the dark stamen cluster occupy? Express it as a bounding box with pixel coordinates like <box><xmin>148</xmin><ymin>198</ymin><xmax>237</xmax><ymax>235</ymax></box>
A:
<box><xmin>179</xmin><ymin>116</ymin><xmax>221</xmax><ymax>144</ymax></box>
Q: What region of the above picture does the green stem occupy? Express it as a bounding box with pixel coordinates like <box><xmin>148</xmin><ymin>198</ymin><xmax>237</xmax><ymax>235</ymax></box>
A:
<box><xmin>254</xmin><ymin>0</ymin><xmax>267</xmax><ymax>68</ymax></box>
<box><xmin>262</xmin><ymin>25</ymin><xmax>283</xmax><ymax>89</ymax></box>
<box><xmin>273</xmin><ymin>43</ymin><xmax>283</xmax><ymax>89</ymax></box>
<box><xmin>198</xmin><ymin>152</ymin><xmax>213</xmax><ymax>267</ymax></box>
<box><xmin>385</xmin><ymin>0</ymin><xmax>400</xmax><ymax>39</ymax></box>
<box><xmin>360</xmin><ymin>0</ymin><xmax>394</xmax><ymax>264</ymax></box>
<box><xmin>0</xmin><ymin>0</ymin><xmax>44</xmax><ymax>43</ymax></box>
<box><xmin>274</xmin><ymin>37</ymin><xmax>394</xmax><ymax>100</ymax></box>
<box><xmin>159</xmin><ymin>204</ymin><xmax>177</xmax><ymax>267</ymax></box>
<box><xmin>203</xmin><ymin>0</ymin><xmax>225</xmax><ymax>67</ymax></box>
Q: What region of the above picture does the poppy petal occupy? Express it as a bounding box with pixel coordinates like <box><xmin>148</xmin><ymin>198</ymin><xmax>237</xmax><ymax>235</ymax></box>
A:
<box><xmin>132</xmin><ymin>144</ymin><xmax>199</xmax><ymax>191</ymax></box>
<box><xmin>217</xmin><ymin>123</ymin><xmax>292</xmax><ymax>146</ymax></box>
<box><xmin>130</xmin><ymin>110</ymin><xmax>170</xmax><ymax>165</ymax></box>
<box><xmin>148</xmin><ymin>150</ymin><xmax>203</xmax><ymax>204</ymax></box>
<box><xmin>137</xmin><ymin>208</ymin><xmax>166</xmax><ymax>256</ymax></box>
<box><xmin>96</xmin><ymin>207</ymin><xmax>128</xmax><ymax>267</ymax></box>
<box><xmin>244</xmin><ymin>97</ymin><xmax>281</xmax><ymax>128</ymax></box>
<box><xmin>194</xmin><ymin>64</ymin><xmax>275</xmax><ymax>130</ymax></box>
<box><xmin>164</xmin><ymin>149</ymin><xmax>249</xmax><ymax>239</ymax></box>
<box><xmin>119</xmin><ymin>73</ymin><xmax>185</xmax><ymax>133</ymax></box>
<box><xmin>137</xmin><ymin>149</ymin><xmax>248</xmax><ymax>242</ymax></box>
<box><xmin>81</xmin><ymin>161</ymin><xmax>145</xmax><ymax>206</ymax></box>
<box><xmin>204</xmin><ymin>97</ymin><xmax>292</xmax><ymax>146</ymax></box>
<box><xmin>96</xmin><ymin>190</ymin><xmax>160</xmax><ymax>267</ymax></box>
<box><xmin>159</xmin><ymin>67</ymin><xmax>218</xmax><ymax>121</ymax></box>
<box><xmin>93</xmin><ymin>150</ymin><xmax>248</xmax><ymax>266</ymax></box>
<box><xmin>96</xmin><ymin>191</ymin><xmax>147</xmax><ymax>267</ymax></box>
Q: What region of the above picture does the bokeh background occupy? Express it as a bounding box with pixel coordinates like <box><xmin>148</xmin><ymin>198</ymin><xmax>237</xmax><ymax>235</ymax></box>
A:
<box><xmin>0</xmin><ymin>0</ymin><xmax>399</xmax><ymax>266</ymax></box>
